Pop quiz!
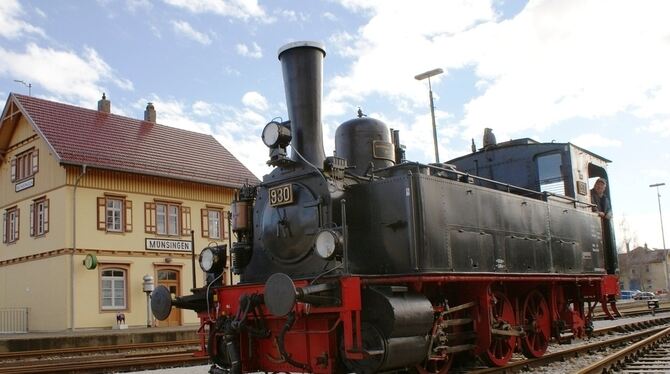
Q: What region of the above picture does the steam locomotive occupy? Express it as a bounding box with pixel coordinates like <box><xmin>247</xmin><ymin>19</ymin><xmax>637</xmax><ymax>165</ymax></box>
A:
<box><xmin>151</xmin><ymin>41</ymin><xmax>620</xmax><ymax>373</ymax></box>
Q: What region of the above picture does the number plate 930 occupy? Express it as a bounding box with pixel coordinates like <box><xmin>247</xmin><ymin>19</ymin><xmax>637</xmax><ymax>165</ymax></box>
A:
<box><xmin>269</xmin><ymin>184</ymin><xmax>294</xmax><ymax>207</ymax></box>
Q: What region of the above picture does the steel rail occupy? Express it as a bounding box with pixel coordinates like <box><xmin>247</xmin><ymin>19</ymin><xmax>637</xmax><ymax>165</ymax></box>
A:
<box><xmin>466</xmin><ymin>323</ymin><xmax>670</xmax><ymax>373</ymax></box>
<box><xmin>575</xmin><ymin>325</ymin><xmax>670</xmax><ymax>374</ymax></box>
<box><xmin>0</xmin><ymin>338</ymin><xmax>199</xmax><ymax>360</ymax></box>
<box><xmin>0</xmin><ymin>351</ymin><xmax>208</xmax><ymax>374</ymax></box>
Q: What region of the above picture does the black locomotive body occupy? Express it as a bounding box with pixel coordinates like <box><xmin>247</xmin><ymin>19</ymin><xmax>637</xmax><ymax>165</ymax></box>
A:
<box><xmin>152</xmin><ymin>41</ymin><xmax>620</xmax><ymax>374</ymax></box>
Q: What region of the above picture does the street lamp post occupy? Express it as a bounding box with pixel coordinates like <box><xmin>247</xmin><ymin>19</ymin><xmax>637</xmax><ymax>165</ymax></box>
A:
<box><xmin>415</xmin><ymin>68</ymin><xmax>443</xmax><ymax>163</ymax></box>
<box><xmin>13</xmin><ymin>80</ymin><xmax>32</xmax><ymax>96</ymax></box>
<box><xmin>142</xmin><ymin>275</ymin><xmax>155</xmax><ymax>327</ymax></box>
<box><xmin>650</xmin><ymin>182</ymin><xmax>668</xmax><ymax>291</ymax></box>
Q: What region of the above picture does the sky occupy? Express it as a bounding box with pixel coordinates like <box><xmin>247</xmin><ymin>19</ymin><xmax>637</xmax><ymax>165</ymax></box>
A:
<box><xmin>1</xmin><ymin>0</ymin><xmax>669</xmax><ymax>251</ymax></box>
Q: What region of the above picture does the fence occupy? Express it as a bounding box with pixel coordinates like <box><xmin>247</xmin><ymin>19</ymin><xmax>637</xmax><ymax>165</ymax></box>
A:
<box><xmin>0</xmin><ymin>307</ymin><xmax>29</xmax><ymax>333</ymax></box>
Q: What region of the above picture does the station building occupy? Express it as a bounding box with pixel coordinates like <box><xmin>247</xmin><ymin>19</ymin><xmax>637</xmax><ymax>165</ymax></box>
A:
<box><xmin>618</xmin><ymin>244</ymin><xmax>670</xmax><ymax>293</ymax></box>
<box><xmin>0</xmin><ymin>93</ymin><xmax>258</xmax><ymax>332</ymax></box>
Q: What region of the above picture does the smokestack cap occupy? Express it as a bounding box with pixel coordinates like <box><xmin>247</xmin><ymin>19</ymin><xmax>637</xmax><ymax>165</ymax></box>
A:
<box><xmin>278</xmin><ymin>41</ymin><xmax>326</xmax><ymax>60</ymax></box>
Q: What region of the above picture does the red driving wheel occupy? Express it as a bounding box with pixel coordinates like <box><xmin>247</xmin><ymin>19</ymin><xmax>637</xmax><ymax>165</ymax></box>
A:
<box><xmin>481</xmin><ymin>291</ymin><xmax>516</xmax><ymax>367</ymax></box>
<box><xmin>520</xmin><ymin>290</ymin><xmax>551</xmax><ymax>358</ymax></box>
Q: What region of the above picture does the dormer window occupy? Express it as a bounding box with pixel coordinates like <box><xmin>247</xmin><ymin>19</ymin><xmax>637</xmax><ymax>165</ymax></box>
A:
<box><xmin>11</xmin><ymin>148</ymin><xmax>39</xmax><ymax>182</ymax></box>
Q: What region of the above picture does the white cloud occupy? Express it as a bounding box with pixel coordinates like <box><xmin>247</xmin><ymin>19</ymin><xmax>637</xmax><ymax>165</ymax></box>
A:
<box><xmin>0</xmin><ymin>0</ymin><xmax>46</xmax><ymax>39</ymax></box>
<box><xmin>192</xmin><ymin>100</ymin><xmax>213</xmax><ymax>116</ymax></box>
<box><xmin>236</xmin><ymin>42</ymin><xmax>262</xmax><ymax>58</ymax></box>
<box><xmin>242</xmin><ymin>91</ymin><xmax>268</xmax><ymax>111</ymax></box>
<box><xmin>324</xmin><ymin>1</ymin><xmax>494</xmax><ymax>120</ymax></box>
<box><xmin>162</xmin><ymin>0</ymin><xmax>270</xmax><ymax>22</ymax></box>
<box><xmin>570</xmin><ymin>133</ymin><xmax>623</xmax><ymax>149</ymax></box>
<box><xmin>328</xmin><ymin>32</ymin><xmax>357</xmax><ymax>57</ymax></box>
<box><xmin>136</xmin><ymin>96</ymin><xmax>212</xmax><ymax>134</ymax></box>
<box><xmin>616</xmin><ymin>212</ymin><xmax>668</xmax><ymax>251</ymax></box>
<box><xmin>327</xmin><ymin>0</ymin><xmax>670</xmax><ymax>146</ymax></box>
<box><xmin>126</xmin><ymin>0</ymin><xmax>152</xmax><ymax>13</ymax></box>
<box><xmin>322</xmin><ymin>12</ymin><xmax>337</xmax><ymax>21</ymax></box>
<box><xmin>0</xmin><ymin>43</ymin><xmax>133</xmax><ymax>106</ymax></box>
<box><xmin>171</xmin><ymin>20</ymin><xmax>212</xmax><ymax>45</ymax></box>
<box><xmin>276</xmin><ymin>9</ymin><xmax>308</xmax><ymax>22</ymax></box>
<box><xmin>34</xmin><ymin>7</ymin><xmax>47</xmax><ymax>19</ymax></box>
<box><xmin>128</xmin><ymin>96</ymin><xmax>273</xmax><ymax>179</ymax></box>
<box><xmin>641</xmin><ymin>118</ymin><xmax>670</xmax><ymax>138</ymax></box>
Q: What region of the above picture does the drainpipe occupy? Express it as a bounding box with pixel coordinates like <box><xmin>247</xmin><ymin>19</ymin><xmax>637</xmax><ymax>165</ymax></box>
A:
<box><xmin>71</xmin><ymin>165</ymin><xmax>88</xmax><ymax>331</ymax></box>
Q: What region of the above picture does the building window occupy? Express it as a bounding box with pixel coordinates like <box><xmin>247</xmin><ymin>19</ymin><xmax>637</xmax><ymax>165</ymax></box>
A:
<box><xmin>2</xmin><ymin>207</ymin><xmax>20</xmax><ymax>244</ymax></box>
<box><xmin>30</xmin><ymin>197</ymin><xmax>49</xmax><ymax>237</ymax></box>
<box><xmin>201</xmin><ymin>207</ymin><xmax>226</xmax><ymax>239</ymax></box>
<box><xmin>10</xmin><ymin>148</ymin><xmax>39</xmax><ymax>182</ymax></box>
<box><xmin>100</xmin><ymin>267</ymin><xmax>127</xmax><ymax>310</ymax></box>
<box><xmin>145</xmin><ymin>201</ymin><xmax>191</xmax><ymax>236</ymax></box>
<box><xmin>97</xmin><ymin>196</ymin><xmax>132</xmax><ymax>233</ymax></box>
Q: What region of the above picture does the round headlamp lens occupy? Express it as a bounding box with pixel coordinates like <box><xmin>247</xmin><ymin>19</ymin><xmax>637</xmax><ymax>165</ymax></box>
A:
<box><xmin>262</xmin><ymin>122</ymin><xmax>280</xmax><ymax>147</ymax></box>
<box><xmin>199</xmin><ymin>248</ymin><xmax>214</xmax><ymax>272</ymax></box>
<box><xmin>315</xmin><ymin>230</ymin><xmax>339</xmax><ymax>259</ymax></box>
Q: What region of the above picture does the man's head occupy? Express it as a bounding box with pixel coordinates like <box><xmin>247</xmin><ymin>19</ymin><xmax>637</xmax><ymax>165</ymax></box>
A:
<box><xmin>594</xmin><ymin>177</ymin><xmax>607</xmax><ymax>195</ymax></box>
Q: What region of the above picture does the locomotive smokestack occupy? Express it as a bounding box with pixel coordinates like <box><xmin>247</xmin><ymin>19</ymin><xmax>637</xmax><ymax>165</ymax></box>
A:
<box><xmin>278</xmin><ymin>41</ymin><xmax>326</xmax><ymax>167</ymax></box>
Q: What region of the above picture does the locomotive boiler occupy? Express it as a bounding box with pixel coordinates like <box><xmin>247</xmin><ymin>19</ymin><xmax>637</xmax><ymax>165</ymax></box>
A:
<box><xmin>151</xmin><ymin>41</ymin><xmax>620</xmax><ymax>373</ymax></box>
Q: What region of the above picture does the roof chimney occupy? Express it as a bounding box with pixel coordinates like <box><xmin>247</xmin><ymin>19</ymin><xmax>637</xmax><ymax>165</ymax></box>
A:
<box><xmin>97</xmin><ymin>93</ymin><xmax>111</xmax><ymax>113</ymax></box>
<box><xmin>144</xmin><ymin>102</ymin><xmax>156</xmax><ymax>122</ymax></box>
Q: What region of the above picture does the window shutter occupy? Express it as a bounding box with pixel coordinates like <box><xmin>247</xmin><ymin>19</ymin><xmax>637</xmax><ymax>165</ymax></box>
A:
<box><xmin>144</xmin><ymin>202</ymin><xmax>156</xmax><ymax>233</ymax></box>
<box><xmin>2</xmin><ymin>212</ymin><xmax>6</xmax><ymax>243</ymax></box>
<box><xmin>97</xmin><ymin>197</ymin><xmax>106</xmax><ymax>230</ymax></box>
<box><xmin>31</xmin><ymin>149</ymin><xmax>39</xmax><ymax>174</ymax></box>
<box><xmin>44</xmin><ymin>199</ymin><xmax>49</xmax><ymax>234</ymax></box>
<box><xmin>181</xmin><ymin>207</ymin><xmax>191</xmax><ymax>236</ymax></box>
<box><xmin>14</xmin><ymin>209</ymin><xmax>19</xmax><ymax>241</ymax></box>
<box><xmin>201</xmin><ymin>209</ymin><xmax>209</xmax><ymax>238</ymax></box>
<box><xmin>10</xmin><ymin>159</ymin><xmax>16</xmax><ymax>182</ymax></box>
<box><xmin>30</xmin><ymin>203</ymin><xmax>35</xmax><ymax>237</ymax></box>
<box><xmin>223</xmin><ymin>210</ymin><xmax>228</xmax><ymax>239</ymax></box>
<box><xmin>124</xmin><ymin>200</ymin><xmax>133</xmax><ymax>232</ymax></box>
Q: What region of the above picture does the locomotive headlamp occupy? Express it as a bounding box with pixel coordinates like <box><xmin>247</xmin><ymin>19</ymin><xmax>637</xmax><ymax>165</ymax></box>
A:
<box><xmin>199</xmin><ymin>245</ymin><xmax>227</xmax><ymax>274</ymax></box>
<box><xmin>262</xmin><ymin>121</ymin><xmax>292</xmax><ymax>148</ymax></box>
<box><xmin>314</xmin><ymin>229</ymin><xmax>342</xmax><ymax>260</ymax></box>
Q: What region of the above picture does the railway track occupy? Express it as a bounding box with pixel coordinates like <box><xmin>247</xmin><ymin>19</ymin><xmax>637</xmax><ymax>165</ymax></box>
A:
<box><xmin>0</xmin><ymin>339</ymin><xmax>207</xmax><ymax>373</ymax></box>
<box><xmin>576</xmin><ymin>325</ymin><xmax>670</xmax><ymax>374</ymax></box>
<box><xmin>462</xmin><ymin>316</ymin><xmax>670</xmax><ymax>373</ymax></box>
<box><xmin>0</xmin><ymin>339</ymin><xmax>199</xmax><ymax>360</ymax></box>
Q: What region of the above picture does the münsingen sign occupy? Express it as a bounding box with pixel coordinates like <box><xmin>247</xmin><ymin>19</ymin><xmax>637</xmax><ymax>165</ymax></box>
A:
<box><xmin>145</xmin><ymin>238</ymin><xmax>192</xmax><ymax>252</ymax></box>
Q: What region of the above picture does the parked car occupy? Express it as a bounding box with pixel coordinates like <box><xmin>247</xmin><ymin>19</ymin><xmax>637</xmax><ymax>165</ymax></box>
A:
<box><xmin>633</xmin><ymin>291</ymin><xmax>656</xmax><ymax>300</ymax></box>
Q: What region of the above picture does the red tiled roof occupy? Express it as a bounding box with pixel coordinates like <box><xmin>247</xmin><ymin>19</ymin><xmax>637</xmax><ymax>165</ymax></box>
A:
<box><xmin>8</xmin><ymin>93</ymin><xmax>259</xmax><ymax>187</ymax></box>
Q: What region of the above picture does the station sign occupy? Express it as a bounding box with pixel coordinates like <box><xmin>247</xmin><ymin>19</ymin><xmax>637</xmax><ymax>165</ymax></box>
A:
<box><xmin>15</xmin><ymin>178</ymin><xmax>34</xmax><ymax>192</ymax></box>
<box><xmin>145</xmin><ymin>238</ymin><xmax>192</xmax><ymax>252</ymax></box>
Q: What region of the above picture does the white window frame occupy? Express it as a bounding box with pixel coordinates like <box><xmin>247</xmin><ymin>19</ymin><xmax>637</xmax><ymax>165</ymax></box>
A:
<box><xmin>156</xmin><ymin>202</ymin><xmax>181</xmax><ymax>236</ymax></box>
<box><xmin>30</xmin><ymin>198</ymin><xmax>49</xmax><ymax>237</ymax></box>
<box><xmin>101</xmin><ymin>268</ymin><xmax>127</xmax><ymax>310</ymax></box>
<box><xmin>3</xmin><ymin>208</ymin><xmax>20</xmax><ymax>244</ymax></box>
<box><xmin>106</xmin><ymin>198</ymin><xmax>123</xmax><ymax>232</ymax></box>
<box><xmin>208</xmin><ymin>210</ymin><xmax>222</xmax><ymax>239</ymax></box>
<box><xmin>11</xmin><ymin>148</ymin><xmax>38</xmax><ymax>182</ymax></box>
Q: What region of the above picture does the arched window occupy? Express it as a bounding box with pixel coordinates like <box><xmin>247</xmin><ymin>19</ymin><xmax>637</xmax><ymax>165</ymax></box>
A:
<box><xmin>101</xmin><ymin>268</ymin><xmax>127</xmax><ymax>310</ymax></box>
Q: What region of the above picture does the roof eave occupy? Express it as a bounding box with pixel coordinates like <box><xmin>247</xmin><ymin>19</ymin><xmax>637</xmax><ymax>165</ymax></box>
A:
<box><xmin>60</xmin><ymin>162</ymin><xmax>253</xmax><ymax>189</ymax></box>
<box><xmin>10</xmin><ymin>94</ymin><xmax>63</xmax><ymax>163</ymax></box>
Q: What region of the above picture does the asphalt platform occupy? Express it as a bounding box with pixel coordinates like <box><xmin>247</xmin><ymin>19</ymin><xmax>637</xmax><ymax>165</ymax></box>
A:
<box><xmin>0</xmin><ymin>325</ymin><xmax>199</xmax><ymax>353</ymax></box>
